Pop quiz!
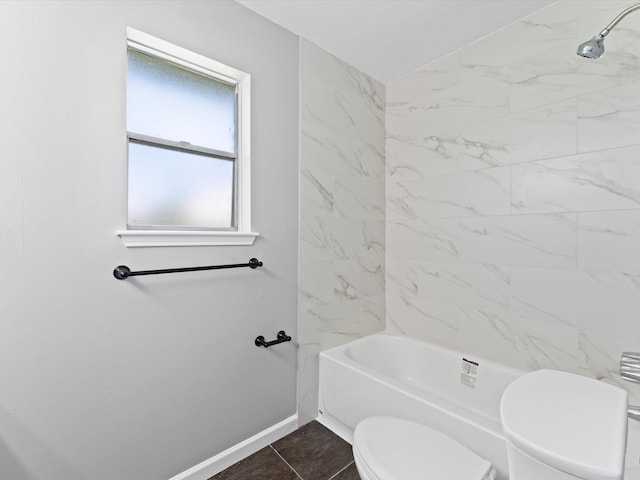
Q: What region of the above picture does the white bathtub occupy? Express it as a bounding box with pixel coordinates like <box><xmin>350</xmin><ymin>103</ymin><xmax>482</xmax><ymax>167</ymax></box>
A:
<box><xmin>317</xmin><ymin>333</ymin><xmax>524</xmax><ymax>480</ymax></box>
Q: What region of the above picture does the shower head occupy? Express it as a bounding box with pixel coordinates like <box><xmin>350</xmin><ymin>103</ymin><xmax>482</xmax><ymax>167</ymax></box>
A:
<box><xmin>577</xmin><ymin>3</ymin><xmax>640</xmax><ymax>59</ymax></box>
<box><xmin>576</xmin><ymin>33</ymin><xmax>606</xmax><ymax>59</ymax></box>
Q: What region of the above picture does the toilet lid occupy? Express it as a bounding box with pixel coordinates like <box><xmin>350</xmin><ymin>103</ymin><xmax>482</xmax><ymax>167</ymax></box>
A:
<box><xmin>500</xmin><ymin>369</ymin><xmax>628</xmax><ymax>480</ymax></box>
<box><xmin>353</xmin><ymin>417</ymin><xmax>493</xmax><ymax>480</ymax></box>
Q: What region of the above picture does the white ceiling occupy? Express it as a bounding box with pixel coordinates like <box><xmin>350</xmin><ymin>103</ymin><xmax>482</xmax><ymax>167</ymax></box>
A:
<box><xmin>236</xmin><ymin>0</ymin><xmax>556</xmax><ymax>84</ymax></box>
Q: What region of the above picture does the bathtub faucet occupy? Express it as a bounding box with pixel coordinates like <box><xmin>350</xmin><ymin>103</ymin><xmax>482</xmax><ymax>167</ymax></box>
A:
<box><xmin>621</xmin><ymin>352</ymin><xmax>640</xmax><ymax>383</ymax></box>
<box><xmin>620</xmin><ymin>353</ymin><xmax>640</xmax><ymax>422</ymax></box>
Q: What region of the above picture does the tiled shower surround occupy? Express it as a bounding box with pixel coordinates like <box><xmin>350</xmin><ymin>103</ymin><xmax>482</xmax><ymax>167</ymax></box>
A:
<box><xmin>298</xmin><ymin>40</ymin><xmax>386</xmax><ymax>424</ymax></box>
<box><xmin>385</xmin><ymin>0</ymin><xmax>640</xmax><ymax>402</ymax></box>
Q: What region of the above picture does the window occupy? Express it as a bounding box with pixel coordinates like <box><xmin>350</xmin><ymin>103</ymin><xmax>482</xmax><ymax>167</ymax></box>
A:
<box><xmin>118</xmin><ymin>28</ymin><xmax>257</xmax><ymax>247</ymax></box>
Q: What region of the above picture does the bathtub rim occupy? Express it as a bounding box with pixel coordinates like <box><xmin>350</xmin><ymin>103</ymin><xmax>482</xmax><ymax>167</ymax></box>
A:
<box><xmin>321</xmin><ymin>332</ymin><xmax>526</xmax><ymax>380</ymax></box>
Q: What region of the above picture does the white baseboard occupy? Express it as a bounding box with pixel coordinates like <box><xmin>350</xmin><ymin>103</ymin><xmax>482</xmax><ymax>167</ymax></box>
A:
<box><xmin>168</xmin><ymin>414</ymin><xmax>298</xmax><ymax>480</ymax></box>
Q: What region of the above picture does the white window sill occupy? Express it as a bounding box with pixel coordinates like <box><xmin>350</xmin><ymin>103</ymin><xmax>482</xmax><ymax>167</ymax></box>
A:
<box><xmin>116</xmin><ymin>230</ymin><xmax>259</xmax><ymax>247</ymax></box>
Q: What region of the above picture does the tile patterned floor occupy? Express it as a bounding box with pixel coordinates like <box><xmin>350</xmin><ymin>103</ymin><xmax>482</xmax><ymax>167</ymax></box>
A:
<box><xmin>210</xmin><ymin>421</ymin><xmax>361</xmax><ymax>480</ymax></box>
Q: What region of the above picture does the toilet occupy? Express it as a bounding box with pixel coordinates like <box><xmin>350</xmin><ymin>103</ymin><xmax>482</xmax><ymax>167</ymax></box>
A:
<box><xmin>352</xmin><ymin>416</ymin><xmax>497</xmax><ymax>480</ymax></box>
<box><xmin>500</xmin><ymin>369</ymin><xmax>628</xmax><ymax>480</ymax></box>
<box><xmin>352</xmin><ymin>370</ymin><xmax>629</xmax><ymax>480</ymax></box>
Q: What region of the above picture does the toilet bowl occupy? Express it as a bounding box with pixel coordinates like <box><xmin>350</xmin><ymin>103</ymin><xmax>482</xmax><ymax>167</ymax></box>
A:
<box><xmin>352</xmin><ymin>416</ymin><xmax>497</xmax><ymax>480</ymax></box>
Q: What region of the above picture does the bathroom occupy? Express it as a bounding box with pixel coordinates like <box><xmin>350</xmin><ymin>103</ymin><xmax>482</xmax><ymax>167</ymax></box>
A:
<box><xmin>1</xmin><ymin>0</ymin><xmax>640</xmax><ymax>479</ymax></box>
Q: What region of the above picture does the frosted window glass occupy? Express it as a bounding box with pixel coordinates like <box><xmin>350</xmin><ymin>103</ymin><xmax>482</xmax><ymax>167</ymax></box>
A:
<box><xmin>128</xmin><ymin>142</ymin><xmax>234</xmax><ymax>229</ymax></box>
<box><xmin>127</xmin><ymin>50</ymin><xmax>236</xmax><ymax>153</ymax></box>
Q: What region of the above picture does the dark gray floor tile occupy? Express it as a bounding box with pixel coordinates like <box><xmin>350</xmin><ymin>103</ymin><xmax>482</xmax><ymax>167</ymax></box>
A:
<box><xmin>209</xmin><ymin>446</ymin><xmax>300</xmax><ymax>480</ymax></box>
<box><xmin>330</xmin><ymin>463</ymin><xmax>361</xmax><ymax>480</ymax></box>
<box><xmin>272</xmin><ymin>421</ymin><xmax>354</xmax><ymax>480</ymax></box>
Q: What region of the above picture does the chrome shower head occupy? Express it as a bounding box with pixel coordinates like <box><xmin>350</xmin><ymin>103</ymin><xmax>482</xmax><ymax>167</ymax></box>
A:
<box><xmin>577</xmin><ymin>3</ymin><xmax>640</xmax><ymax>59</ymax></box>
<box><xmin>576</xmin><ymin>34</ymin><xmax>605</xmax><ymax>59</ymax></box>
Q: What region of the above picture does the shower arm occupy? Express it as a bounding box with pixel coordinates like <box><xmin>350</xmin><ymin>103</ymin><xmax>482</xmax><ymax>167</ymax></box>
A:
<box><xmin>597</xmin><ymin>3</ymin><xmax>640</xmax><ymax>38</ymax></box>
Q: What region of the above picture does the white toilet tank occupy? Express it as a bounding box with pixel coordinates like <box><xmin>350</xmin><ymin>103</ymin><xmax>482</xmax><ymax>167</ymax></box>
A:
<box><xmin>501</xmin><ymin>369</ymin><xmax>628</xmax><ymax>480</ymax></box>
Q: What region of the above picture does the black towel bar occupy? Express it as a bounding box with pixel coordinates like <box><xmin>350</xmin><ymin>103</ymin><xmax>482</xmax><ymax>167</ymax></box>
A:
<box><xmin>113</xmin><ymin>258</ymin><xmax>263</xmax><ymax>280</ymax></box>
<box><xmin>255</xmin><ymin>330</ymin><xmax>292</xmax><ymax>348</ymax></box>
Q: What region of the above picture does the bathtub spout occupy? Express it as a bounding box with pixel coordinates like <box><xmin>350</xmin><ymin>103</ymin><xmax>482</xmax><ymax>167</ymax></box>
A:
<box><xmin>630</xmin><ymin>405</ymin><xmax>640</xmax><ymax>422</ymax></box>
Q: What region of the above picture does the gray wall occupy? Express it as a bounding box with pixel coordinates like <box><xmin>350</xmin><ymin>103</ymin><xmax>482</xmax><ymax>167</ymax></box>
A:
<box><xmin>386</xmin><ymin>0</ymin><xmax>640</xmax><ymax>403</ymax></box>
<box><xmin>0</xmin><ymin>1</ymin><xmax>299</xmax><ymax>479</ymax></box>
<box><xmin>298</xmin><ymin>40</ymin><xmax>386</xmax><ymax>425</ymax></box>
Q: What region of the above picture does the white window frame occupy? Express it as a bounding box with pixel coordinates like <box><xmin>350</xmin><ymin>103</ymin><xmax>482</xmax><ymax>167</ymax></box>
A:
<box><xmin>117</xmin><ymin>28</ymin><xmax>258</xmax><ymax>247</ymax></box>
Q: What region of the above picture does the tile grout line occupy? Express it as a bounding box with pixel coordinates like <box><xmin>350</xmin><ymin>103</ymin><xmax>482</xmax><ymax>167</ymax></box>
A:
<box><xmin>269</xmin><ymin>444</ymin><xmax>305</xmax><ymax>480</ymax></box>
<box><xmin>327</xmin><ymin>460</ymin><xmax>355</xmax><ymax>480</ymax></box>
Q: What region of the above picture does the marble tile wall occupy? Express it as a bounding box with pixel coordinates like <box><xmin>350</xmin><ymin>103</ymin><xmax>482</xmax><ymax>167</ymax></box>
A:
<box><xmin>386</xmin><ymin>0</ymin><xmax>640</xmax><ymax>402</ymax></box>
<box><xmin>298</xmin><ymin>40</ymin><xmax>386</xmax><ymax>425</ymax></box>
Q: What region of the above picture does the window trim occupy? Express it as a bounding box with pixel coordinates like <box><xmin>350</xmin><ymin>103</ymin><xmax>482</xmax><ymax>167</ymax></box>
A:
<box><xmin>118</xmin><ymin>28</ymin><xmax>258</xmax><ymax>247</ymax></box>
